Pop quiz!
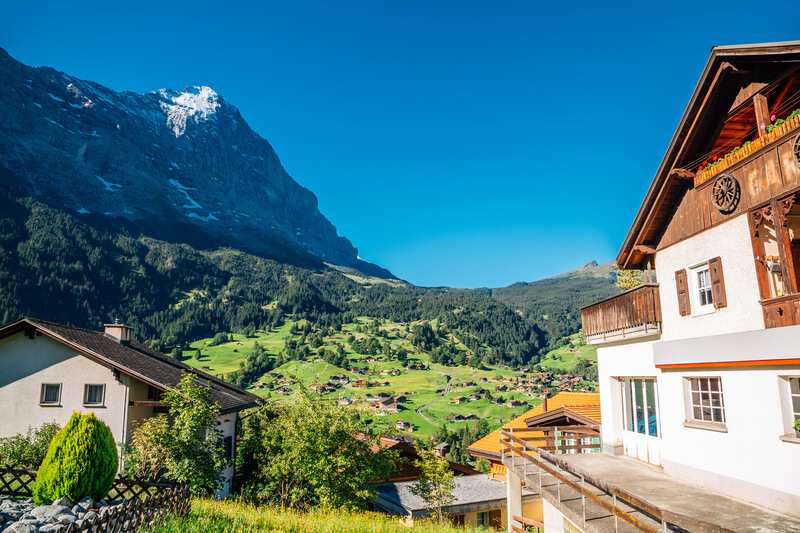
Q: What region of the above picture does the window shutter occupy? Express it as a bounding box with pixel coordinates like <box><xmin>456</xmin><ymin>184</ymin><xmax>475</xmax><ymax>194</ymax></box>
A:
<box><xmin>675</xmin><ymin>269</ymin><xmax>690</xmax><ymax>316</ymax></box>
<box><xmin>708</xmin><ymin>256</ymin><xmax>727</xmax><ymax>308</ymax></box>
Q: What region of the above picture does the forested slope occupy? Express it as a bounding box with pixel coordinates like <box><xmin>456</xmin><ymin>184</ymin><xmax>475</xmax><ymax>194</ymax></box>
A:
<box><xmin>0</xmin><ymin>192</ymin><xmax>549</xmax><ymax>366</ymax></box>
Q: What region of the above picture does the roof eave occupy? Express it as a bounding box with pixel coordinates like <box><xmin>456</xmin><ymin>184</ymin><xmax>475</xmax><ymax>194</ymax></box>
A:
<box><xmin>617</xmin><ymin>41</ymin><xmax>800</xmax><ymax>270</ymax></box>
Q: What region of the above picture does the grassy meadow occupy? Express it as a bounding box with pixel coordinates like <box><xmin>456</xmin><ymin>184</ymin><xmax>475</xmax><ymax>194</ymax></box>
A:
<box><xmin>143</xmin><ymin>499</ymin><xmax>492</xmax><ymax>533</ymax></box>
<box><xmin>182</xmin><ymin>316</ymin><xmax>575</xmax><ymax>438</ymax></box>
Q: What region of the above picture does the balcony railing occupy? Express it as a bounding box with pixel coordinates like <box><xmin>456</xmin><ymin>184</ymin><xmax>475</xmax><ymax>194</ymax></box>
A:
<box><xmin>581</xmin><ymin>284</ymin><xmax>662</xmax><ymax>344</ymax></box>
<box><xmin>762</xmin><ymin>293</ymin><xmax>800</xmax><ymax>328</ymax></box>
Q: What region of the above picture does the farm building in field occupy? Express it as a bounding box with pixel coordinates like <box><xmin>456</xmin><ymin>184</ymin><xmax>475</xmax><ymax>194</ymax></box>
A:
<box><xmin>0</xmin><ymin>317</ymin><xmax>259</xmax><ymax>496</ymax></box>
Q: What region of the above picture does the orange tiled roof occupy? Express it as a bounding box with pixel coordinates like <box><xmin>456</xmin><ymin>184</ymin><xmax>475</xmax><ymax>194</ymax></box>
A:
<box><xmin>468</xmin><ymin>392</ymin><xmax>601</xmax><ymax>459</ymax></box>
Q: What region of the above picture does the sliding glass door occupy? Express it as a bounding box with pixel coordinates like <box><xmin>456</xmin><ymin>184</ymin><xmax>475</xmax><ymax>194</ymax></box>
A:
<box><xmin>621</xmin><ymin>378</ymin><xmax>661</xmax><ymax>466</ymax></box>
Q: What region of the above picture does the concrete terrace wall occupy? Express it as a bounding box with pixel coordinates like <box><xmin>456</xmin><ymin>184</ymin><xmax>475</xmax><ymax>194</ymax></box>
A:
<box><xmin>656</xmin><ymin>214</ymin><xmax>764</xmax><ymax>342</ymax></box>
<box><xmin>0</xmin><ymin>331</ymin><xmax>129</xmax><ymax>443</ymax></box>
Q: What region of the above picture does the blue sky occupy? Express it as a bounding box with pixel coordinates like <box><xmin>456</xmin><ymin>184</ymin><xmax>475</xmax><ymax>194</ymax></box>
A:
<box><xmin>2</xmin><ymin>1</ymin><xmax>798</xmax><ymax>287</ymax></box>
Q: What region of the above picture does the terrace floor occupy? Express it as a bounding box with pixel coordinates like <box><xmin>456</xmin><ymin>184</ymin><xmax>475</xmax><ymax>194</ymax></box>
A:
<box><xmin>504</xmin><ymin>452</ymin><xmax>800</xmax><ymax>533</ymax></box>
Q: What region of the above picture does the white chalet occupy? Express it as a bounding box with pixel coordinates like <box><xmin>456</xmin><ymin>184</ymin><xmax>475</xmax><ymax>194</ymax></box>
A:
<box><xmin>502</xmin><ymin>41</ymin><xmax>800</xmax><ymax>533</ymax></box>
<box><xmin>0</xmin><ymin>317</ymin><xmax>260</xmax><ymax>495</ymax></box>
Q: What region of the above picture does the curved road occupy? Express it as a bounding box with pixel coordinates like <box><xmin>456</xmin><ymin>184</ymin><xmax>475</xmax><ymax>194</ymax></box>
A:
<box><xmin>416</xmin><ymin>372</ymin><xmax>452</xmax><ymax>428</ymax></box>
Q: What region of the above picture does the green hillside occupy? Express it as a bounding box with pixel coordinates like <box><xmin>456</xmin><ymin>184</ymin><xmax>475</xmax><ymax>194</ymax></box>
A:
<box><xmin>487</xmin><ymin>260</ymin><xmax>619</xmax><ymax>349</ymax></box>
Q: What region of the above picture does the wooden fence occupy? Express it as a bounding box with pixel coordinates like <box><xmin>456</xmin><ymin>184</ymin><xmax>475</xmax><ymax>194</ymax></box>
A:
<box><xmin>1</xmin><ymin>467</ymin><xmax>190</xmax><ymax>532</ymax></box>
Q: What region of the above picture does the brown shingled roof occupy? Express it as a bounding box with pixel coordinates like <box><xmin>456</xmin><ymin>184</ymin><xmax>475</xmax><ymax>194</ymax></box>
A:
<box><xmin>0</xmin><ymin>317</ymin><xmax>260</xmax><ymax>414</ymax></box>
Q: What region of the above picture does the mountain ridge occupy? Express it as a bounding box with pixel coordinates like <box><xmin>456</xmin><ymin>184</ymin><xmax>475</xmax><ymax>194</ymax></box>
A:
<box><xmin>0</xmin><ymin>46</ymin><xmax>392</xmax><ymax>277</ymax></box>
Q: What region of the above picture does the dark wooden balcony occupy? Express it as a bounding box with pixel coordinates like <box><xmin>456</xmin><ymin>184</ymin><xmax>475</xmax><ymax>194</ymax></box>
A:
<box><xmin>762</xmin><ymin>293</ymin><xmax>800</xmax><ymax>328</ymax></box>
<box><xmin>581</xmin><ymin>283</ymin><xmax>662</xmax><ymax>344</ymax></box>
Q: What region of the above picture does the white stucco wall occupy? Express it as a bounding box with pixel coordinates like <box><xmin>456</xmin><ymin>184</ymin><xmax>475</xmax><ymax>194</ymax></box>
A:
<box><xmin>656</xmin><ymin>214</ymin><xmax>763</xmax><ymax>341</ymax></box>
<box><xmin>217</xmin><ymin>413</ymin><xmax>237</xmax><ymax>495</ymax></box>
<box><xmin>596</xmin><ymin>339</ymin><xmax>659</xmax><ymax>453</ymax></box>
<box><xmin>595</xmin><ymin>331</ymin><xmax>800</xmax><ymax>517</ymax></box>
<box><xmin>0</xmin><ymin>332</ymin><xmax>130</xmax><ymax>443</ymax></box>
<box><xmin>657</xmin><ymin>366</ymin><xmax>800</xmax><ymax>517</ymax></box>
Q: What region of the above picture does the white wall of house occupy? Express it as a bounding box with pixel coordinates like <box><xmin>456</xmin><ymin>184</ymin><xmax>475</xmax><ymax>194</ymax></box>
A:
<box><xmin>656</xmin><ymin>214</ymin><xmax>764</xmax><ymax>342</ymax></box>
<box><xmin>596</xmin><ymin>329</ymin><xmax>800</xmax><ymax>517</ymax></box>
<box><xmin>217</xmin><ymin>413</ymin><xmax>237</xmax><ymax>496</ymax></box>
<box><xmin>597</xmin><ymin>339</ymin><xmax>659</xmax><ymax>454</ymax></box>
<box><xmin>0</xmin><ymin>332</ymin><xmax>129</xmax><ymax>443</ymax></box>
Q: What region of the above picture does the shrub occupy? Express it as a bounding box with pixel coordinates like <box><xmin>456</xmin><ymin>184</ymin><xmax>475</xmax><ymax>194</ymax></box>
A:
<box><xmin>0</xmin><ymin>421</ymin><xmax>60</xmax><ymax>469</ymax></box>
<box><xmin>33</xmin><ymin>412</ymin><xmax>118</xmax><ymax>504</ymax></box>
<box><xmin>122</xmin><ymin>374</ymin><xmax>227</xmax><ymax>495</ymax></box>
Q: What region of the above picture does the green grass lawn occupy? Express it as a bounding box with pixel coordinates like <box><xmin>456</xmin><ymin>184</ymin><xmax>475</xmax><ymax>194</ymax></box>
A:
<box><xmin>537</xmin><ymin>332</ymin><xmax>597</xmax><ymax>370</ymax></box>
<box><xmin>181</xmin><ymin>315</ymin><xmax>565</xmax><ymax>438</ymax></box>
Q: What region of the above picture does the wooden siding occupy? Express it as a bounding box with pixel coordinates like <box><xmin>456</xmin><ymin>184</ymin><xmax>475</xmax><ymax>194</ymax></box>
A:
<box><xmin>762</xmin><ymin>293</ymin><xmax>800</xmax><ymax>328</ymax></box>
<box><xmin>658</xmin><ymin>133</ymin><xmax>800</xmax><ymax>250</ymax></box>
<box><xmin>581</xmin><ymin>284</ymin><xmax>662</xmax><ymax>337</ymax></box>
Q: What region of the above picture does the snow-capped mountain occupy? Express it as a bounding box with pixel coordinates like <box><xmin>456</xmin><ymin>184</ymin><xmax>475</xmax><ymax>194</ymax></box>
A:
<box><xmin>0</xmin><ymin>47</ymin><xmax>370</xmax><ymax>270</ymax></box>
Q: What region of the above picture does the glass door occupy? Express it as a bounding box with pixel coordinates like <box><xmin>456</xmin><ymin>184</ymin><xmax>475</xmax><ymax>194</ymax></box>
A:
<box><xmin>621</xmin><ymin>378</ymin><xmax>661</xmax><ymax>466</ymax></box>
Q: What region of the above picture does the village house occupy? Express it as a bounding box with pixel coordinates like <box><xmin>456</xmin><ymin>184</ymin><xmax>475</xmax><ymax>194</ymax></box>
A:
<box><xmin>0</xmin><ymin>317</ymin><xmax>259</xmax><ymax>495</ymax></box>
<box><xmin>467</xmin><ymin>392</ymin><xmax>602</xmax><ymax>530</ymax></box>
<box><xmin>395</xmin><ymin>419</ymin><xmax>411</xmax><ymax>430</ymax></box>
<box><xmin>453</xmin><ymin>396</ymin><xmax>467</xmax><ymax>404</ymax></box>
<box><xmin>503</xmin><ymin>42</ymin><xmax>800</xmax><ymax>533</ymax></box>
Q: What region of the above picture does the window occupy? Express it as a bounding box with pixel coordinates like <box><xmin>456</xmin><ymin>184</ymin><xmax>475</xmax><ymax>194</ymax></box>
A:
<box><xmin>688</xmin><ymin>377</ymin><xmax>726</xmax><ymax>424</ymax></box>
<box><xmin>84</xmin><ymin>384</ymin><xmax>105</xmax><ymax>406</ymax></box>
<box><xmin>689</xmin><ymin>263</ymin><xmax>715</xmax><ymax>315</ymax></box>
<box><xmin>476</xmin><ymin>512</ymin><xmax>489</xmax><ymax>527</ymax></box>
<box><xmin>696</xmin><ymin>266</ymin><xmax>713</xmax><ymax>306</ymax></box>
<box><xmin>624</xmin><ymin>378</ymin><xmax>660</xmax><ymax>437</ymax></box>
<box><xmin>789</xmin><ymin>377</ymin><xmax>800</xmax><ymax>432</ymax></box>
<box><xmin>40</xmin><ymin>383</ymin><xmax>61</xmax><ymax>405</ymax></box>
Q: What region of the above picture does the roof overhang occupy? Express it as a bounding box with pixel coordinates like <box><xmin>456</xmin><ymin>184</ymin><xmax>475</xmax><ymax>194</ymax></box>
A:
<box><xmin>618</xmin><ymin>41</ymin><xmax>800</xmax><ymax>270</ymax></box>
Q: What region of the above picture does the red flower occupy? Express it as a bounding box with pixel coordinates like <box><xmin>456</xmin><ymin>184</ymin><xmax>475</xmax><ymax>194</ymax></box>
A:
<box><xmin>702</xmin><ymin>161</ymin><xmax>709</xmax><ymax>166</ymax></box>
<box><xmin>712</xmin><ymin>156</ymin><xmax>719</xmax><ymax>161</ymax></box>
<box><xmin>698</xmin><ymin>165</ymin><xmax>703</xmax><ymax>171</ymax></box>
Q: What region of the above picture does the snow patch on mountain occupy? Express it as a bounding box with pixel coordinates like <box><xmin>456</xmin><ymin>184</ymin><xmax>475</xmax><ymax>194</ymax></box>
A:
<box><xmin>95</xmin><ymin>175</ymin><xmax>122</xmax><ymax>192</ymax></box>
<box><xmin>158</xmin><ymin>86</ymin><xmax>220</xmax><ymax>137</ymax></box>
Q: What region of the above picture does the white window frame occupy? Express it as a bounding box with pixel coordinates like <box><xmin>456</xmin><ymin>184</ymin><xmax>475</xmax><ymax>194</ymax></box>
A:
<box><xmin>476</xmin><ymin>511</ymin><xmax>489</xmax><ymax>527</ymax></box>
<box><xmin>683</xmin><ymin>377</ymin><xmax>727</xmax><ymax>432</ymax></box>
<box><xmin>688</xmin><ymin>262</ymin><xmax>715</xmax><ymax>316</ymax></box>
<box><xmin>83</xmin><ymin>384</ymin><xmax>106</xmax><ymax>407</ymax></box>
<box><xmin>40</xmin><ymin>383</ymin><xmax>62</xmax><ymax>406</ymax></box>
<box><xmin>779</xmin><ymin>376</ymin><xmax>800</xmax><ymax>441</ymax></box>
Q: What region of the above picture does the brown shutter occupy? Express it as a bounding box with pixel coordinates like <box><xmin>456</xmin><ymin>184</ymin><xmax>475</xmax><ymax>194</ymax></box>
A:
<box><xmin>708</xmin><ymin>256</ymin><xmax>727</xmax><ymax>308</ymax></box>
<box><xmin>675</xmin><ymin>269</ymin><xmax>690</xmax><ymax>316</ymax></box>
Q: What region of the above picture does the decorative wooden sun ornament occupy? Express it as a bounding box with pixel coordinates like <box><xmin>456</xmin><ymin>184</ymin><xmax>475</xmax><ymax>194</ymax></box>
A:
<box><xmin>711</xmin><ymin>173</ymin><xmax>741</xmax><ymax>214</ymax></box>
<box><xmin>793</xmin><ymin>134</ymin><xmax>800</xmax><ymax>168</ymax></box>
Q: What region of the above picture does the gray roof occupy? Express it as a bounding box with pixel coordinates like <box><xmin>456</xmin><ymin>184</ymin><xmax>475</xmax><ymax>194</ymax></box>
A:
<box><xmin>372</xmin><ymin>474</ymin><xmax>536</xmax><ymax>516</ymax></box>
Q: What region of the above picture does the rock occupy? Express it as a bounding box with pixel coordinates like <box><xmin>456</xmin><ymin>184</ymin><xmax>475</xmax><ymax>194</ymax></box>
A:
<box><xmin>55</xmin><ymin>515</ymin><xmax>76</xmax><ymax>524</ymax></box>
<box><xmin>76</xmin><ymin>497</ymin><xmax>93</xmax><ymax>513</ymax></box>
<box><xmin>1</xmin><ymin>509</ymin><xmax>23</xmax><ymax>521</ymax></box>
<box><xmin>3</xmin><ymin>522</ymin><xmax>38</xmax><ymax>533</ymax></box>
<box><xmin>30</xmin><ymin>506</ymin><xmax>70</xmax><ymax>521</ymax></box>
<box><xmin>0</xmin><ymin>47</ymin><xmax>370</xmax><ymax>272</ymax></box>
<box><xmin>69</xmin><ymin>506</ymin><xmax>80</xmax><ymax>516</ymax></box>
<box><xmin>51</xmin><ymin>498</ymin><xmax>72</xmax><ymax>509</ymax></box>
<box><xmin>38</xmin><ymin>524</ymin><xmax>65</xmax><ymax>533</ymax></box>
<box><xmin>82</xmin><ymin>511</ymin><xmax>98</xmax><ymax>522</ymax></box>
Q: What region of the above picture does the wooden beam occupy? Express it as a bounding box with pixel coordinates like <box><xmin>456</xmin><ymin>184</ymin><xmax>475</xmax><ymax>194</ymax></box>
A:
<box><xmin>754</xmin><ymin>94</ymin><xmax>770</xmax><ymax>138</ymax></box>
<box><xmin>129</xmin><ymin>401</ymin><xmax>167</xmax><ymax>407</ymax></box>
<box><xmin>669</xmin><ymin>168</ymin><xmax>697</xmax><ymax>180</ymax></box>
<box><xmin>634</xmin><ymin>244</ymin><xmax>657</xmax><ymax>255</ymax></box>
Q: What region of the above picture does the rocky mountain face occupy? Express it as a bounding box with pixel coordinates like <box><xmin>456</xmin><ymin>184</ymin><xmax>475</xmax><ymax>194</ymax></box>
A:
<box><xmin>0</xmin><ymin>47</ymin><xmax>375</xmax><ymax>271</ymax></box>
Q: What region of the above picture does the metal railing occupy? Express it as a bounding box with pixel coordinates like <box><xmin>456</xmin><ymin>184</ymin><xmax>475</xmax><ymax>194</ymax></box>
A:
<box><xmin>500</xmin><ymin>429</ymin><xmax>737</xmax><ymax>533</ymax></box>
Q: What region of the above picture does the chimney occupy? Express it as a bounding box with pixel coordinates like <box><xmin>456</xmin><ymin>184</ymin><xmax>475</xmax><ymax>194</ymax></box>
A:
<box><xmin>543</xmin><ymin>395</ymin><xmax>548</xmax><ymax>413</ymax></box>
<box><xmin>104</xmin><ymin>319</ymin><xmax>132</xmax><ymax>345</ymax></box>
